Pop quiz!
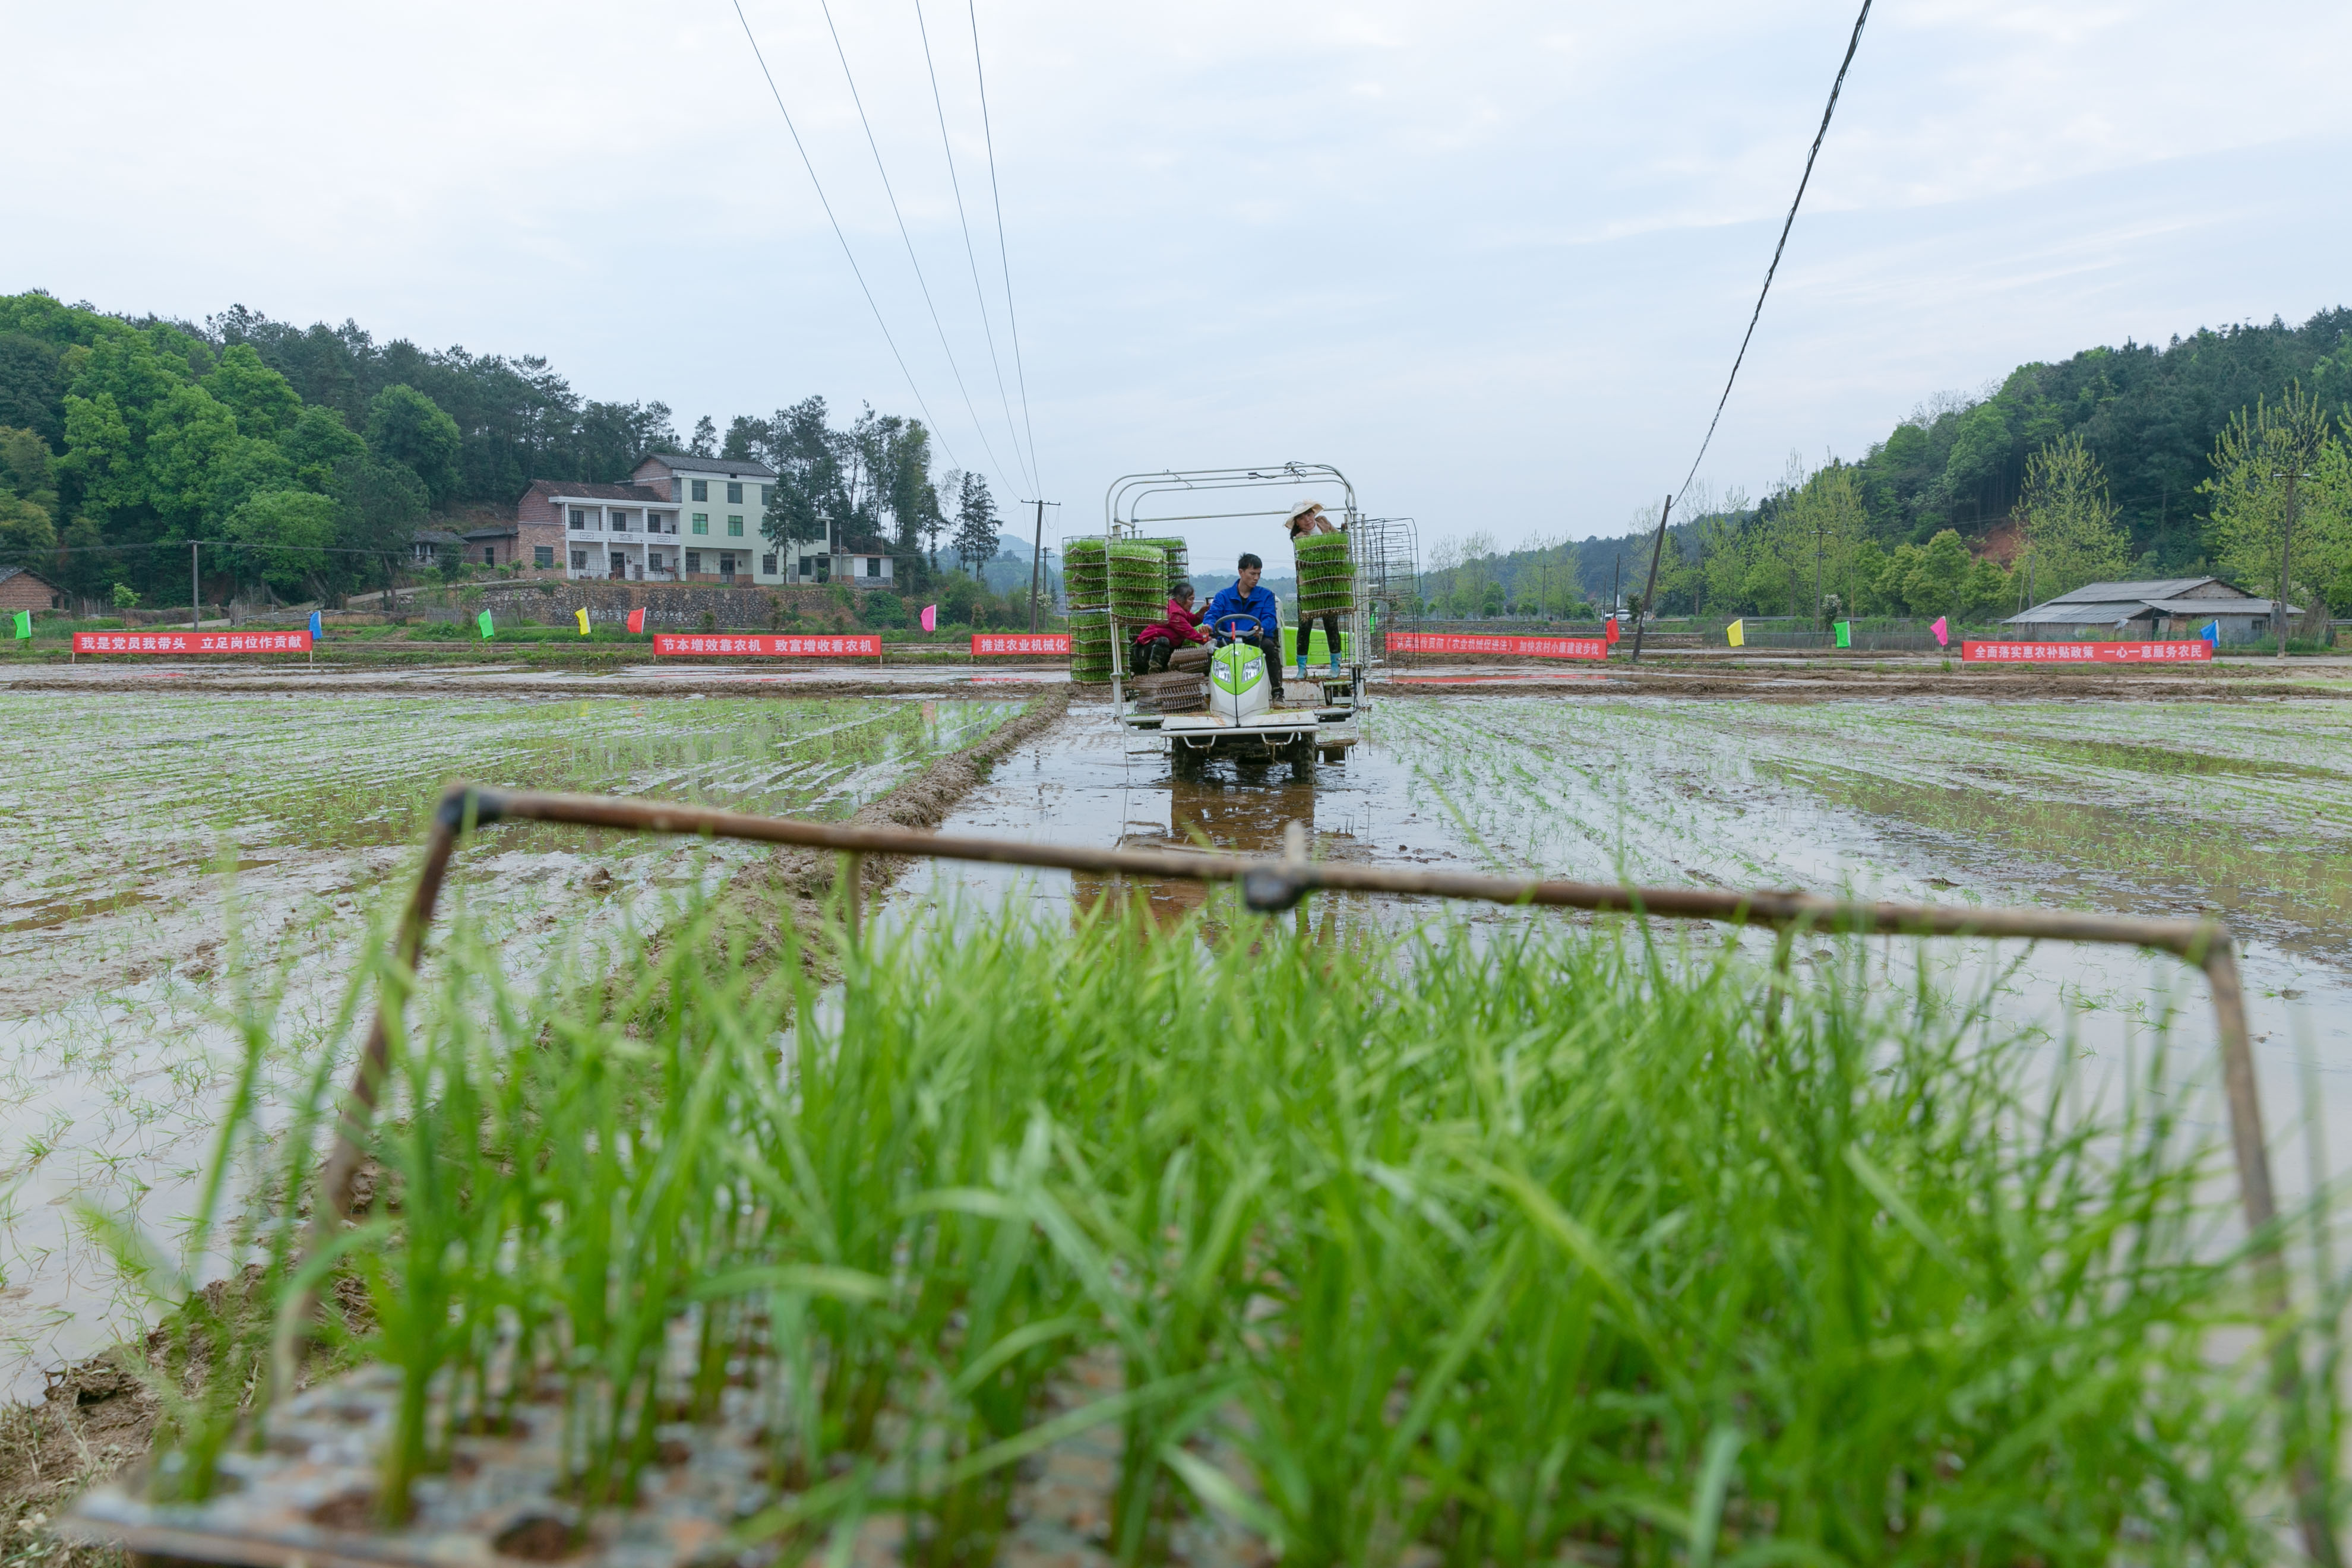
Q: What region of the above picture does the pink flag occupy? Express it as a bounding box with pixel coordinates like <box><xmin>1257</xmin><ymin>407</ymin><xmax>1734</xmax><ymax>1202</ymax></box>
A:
<box><xmin>921</xmin><ymin>603</ymin><xmax>937</xmax><ymax>632</ymax></box>
<box><xmin>1930</xmin><ymin>615</ymin><xmax>1949</xmax><ymax>646</ymax></box>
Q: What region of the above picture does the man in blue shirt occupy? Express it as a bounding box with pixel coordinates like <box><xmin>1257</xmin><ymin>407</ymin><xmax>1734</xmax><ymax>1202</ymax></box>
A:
<box><xmin>1203</xmin><ymin>552</ymin><xmax>1285</xmax><ymax>700</ymax></box>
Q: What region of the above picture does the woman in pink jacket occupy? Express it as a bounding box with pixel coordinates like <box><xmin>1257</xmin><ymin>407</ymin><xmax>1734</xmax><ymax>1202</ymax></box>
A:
<box><xmin>1131</xmin><ymin>582</ymin><xmax>1208</xmax><ymax>673</ymax></box>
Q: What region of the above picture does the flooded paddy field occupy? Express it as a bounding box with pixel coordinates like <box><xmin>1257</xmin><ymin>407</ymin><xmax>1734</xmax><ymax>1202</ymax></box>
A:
<box><xmin>898</xmin><ymin>688</ymin><xmax>2352</xmax><ymax>1196</ymax></box>
<box><xmin>7</xmin><ymin>677</ymin><xmax>2351</xmax><ymax>1405</ymax></box>
<box><xmin>0</xmin><ymin>691</ymin><xmax>1024</xmax><ymax>1394</ymax></box>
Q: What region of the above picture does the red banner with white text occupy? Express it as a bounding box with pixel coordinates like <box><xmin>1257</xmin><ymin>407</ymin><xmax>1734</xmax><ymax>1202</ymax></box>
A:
<box><xmin>74</xmin><ymin>630</ymin><xmax>312</xmax><ymax>654</ymax></box>
<box><xmin>971</xmin><ymin>633</ymin><xmax>1070</xmax><ymax>656</ymax></box>
<box><xmin>1961</xmin><ymin>640</ymin><xmax>2212</xmax><ymax>664</ymax></box>
<box><xmin>653</xmin><ymin>633</ymin><xmax>883</xmax><ymax>657</ymax></box>
<box><xmin>1386</xmin><ymin>632</ymin><xmax>1610</xmax><ymax>659</ymax></box>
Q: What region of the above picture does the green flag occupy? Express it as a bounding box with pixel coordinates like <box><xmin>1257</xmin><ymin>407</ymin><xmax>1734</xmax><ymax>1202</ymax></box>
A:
<box><xmin>10</xmin><ymin>611</ymin><xmax>28</xmax><ymax>640</ymax></box>
<box><xmin>1833</xmin><ymin>620</ymin><xmax>1851</xmax><ymax>649</ymax></box>
<box><xmin>477</xmin><ymin>609</ymin><xmax>494</xmax><ymax>640</ymax></box>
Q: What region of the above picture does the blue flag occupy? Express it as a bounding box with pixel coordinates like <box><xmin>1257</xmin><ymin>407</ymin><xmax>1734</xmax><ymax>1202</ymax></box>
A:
<box><xmin>308</xmin><ymin>609</ymin><xmax>323</xmax><ymax>639</ymax></box>
<box><xmin>2198</xmin><ymin>620</ymin><xmax>2218</xmax><ymax>645</ymax></box>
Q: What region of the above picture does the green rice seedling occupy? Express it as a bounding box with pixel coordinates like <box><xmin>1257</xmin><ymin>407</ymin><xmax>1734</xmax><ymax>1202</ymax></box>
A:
<box><xmin>114</xmin><ymin>871</ymin><xmax>2342</xmax><ymax>1565</ymax></box>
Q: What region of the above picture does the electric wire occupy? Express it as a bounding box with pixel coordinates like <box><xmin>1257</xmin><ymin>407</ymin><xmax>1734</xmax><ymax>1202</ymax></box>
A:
<box><xmin>967</xmin><ymin>0</ymin><xmax>1042</xmax><ymax>498</ymax></box>
<box><xmin>913</xmin><ymin>0</ymin><xmax>1036</xmax><ymax>499</ymax></box>
<box><xmin>1672</xmin><ymin>0</ymin><xmax>1873</xmax><ymax>505</ymax></box>
<box><xmin>815</xmin><ymin>0</ymin><xmax>1019</xmax><ymax>502</ymax></box>
<box><xmin>729</xmin><ymin>0</ymin><xmax>963</xmax><ymax>475</ymax></box>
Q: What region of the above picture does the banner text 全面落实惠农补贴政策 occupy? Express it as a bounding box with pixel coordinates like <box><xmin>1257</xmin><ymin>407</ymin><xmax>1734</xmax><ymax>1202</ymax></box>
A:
<box><xmin>1960</xmin><ymin>640</ymin><xmax>2214</xmax><ymax>663</ymax></box>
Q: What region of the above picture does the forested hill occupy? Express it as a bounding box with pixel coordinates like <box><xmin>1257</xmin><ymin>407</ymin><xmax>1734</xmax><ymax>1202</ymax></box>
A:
<box><xmin>1415</xmin><ymin>307</ymin><xmax>2352</xmax><ymax>622</ymax></box>
<box><xmin>0</xmin><ymin>292</ymin><xmax>998</xmax><ymax>606</ymax></box>
<box><xmin>1841</xmin><ymin>307</ymin><xmax>2352</xmax><ymax>563</ymax></box>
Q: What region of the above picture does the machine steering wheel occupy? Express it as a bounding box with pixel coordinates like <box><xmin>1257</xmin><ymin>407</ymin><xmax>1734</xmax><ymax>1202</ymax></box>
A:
<box><xmin>1212</xmin><ymin>613</ymin><xmax>1263</xmax><ymax>642</ymax></box>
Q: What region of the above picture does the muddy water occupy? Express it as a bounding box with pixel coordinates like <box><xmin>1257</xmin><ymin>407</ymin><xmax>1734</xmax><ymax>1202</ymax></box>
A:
<box><xmin>0</xmin><ymin>692</ymin><xmax>1025</xmax><ymax>1397</ymax></box>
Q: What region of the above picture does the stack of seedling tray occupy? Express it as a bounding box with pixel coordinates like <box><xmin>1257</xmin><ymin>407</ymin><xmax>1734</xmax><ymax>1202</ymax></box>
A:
<box><xmin>1061</xmin><ymin>538</ymin><xmax>1108</xmax><ymax>611</ymax></box>
<box><xmin>1131</xmin><ymin>536</ymin><xmax>1190</xmax><ymax>595</ymax></box>
<box><xmin>1294</xmin><ymin>532</ymin><xmax>1355</xmax><ymax>618</ymax></box>
<box><xmin>1068</xmin><ymin>605</ymin><xmax>1114</xmax><ymax>684</ymax></box>
<box><xmin>1109</xmin><ymin>542</ymin><xmax>1168</xmax><ymax>624</ymax></box>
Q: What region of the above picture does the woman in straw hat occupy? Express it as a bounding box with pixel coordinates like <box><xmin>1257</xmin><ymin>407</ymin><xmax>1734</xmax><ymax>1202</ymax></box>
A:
<box><xmin>1285</xmin><ymin>500</ymin><xmax>1348</xmax><ymax>681</ymax></box>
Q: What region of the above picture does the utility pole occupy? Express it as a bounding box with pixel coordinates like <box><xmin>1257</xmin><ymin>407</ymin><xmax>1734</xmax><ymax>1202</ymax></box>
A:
<box><xmin>191</xmin><ymin>541</ymin><xmax>200</xmax><ymax>630</ymax></box>
<box><xmin>1627</xmin><ymin>493</ymin><xmax>1674</xmax><ymax>663</ymax></box>
<box><xmin>1030</xmin><ymin>496</ymin><xmax>1067</xmax><ymax>630</ymax></box>
<box><xmin>2272</xmin><ymin>468</ymin><xmax>2314</xmax><ymax>662</ymax></box>
<box><xmin>1026</xmin><ymin>498</ymin><xmax>1049</xmax><ymax>632</ymax></box>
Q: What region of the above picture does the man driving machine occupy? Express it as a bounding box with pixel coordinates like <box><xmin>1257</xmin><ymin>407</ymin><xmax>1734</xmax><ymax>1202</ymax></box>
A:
<box><xmin>1202</xmin><ymin>552</ymin><xmax>1286</xmax><ymax>702</ymax></box>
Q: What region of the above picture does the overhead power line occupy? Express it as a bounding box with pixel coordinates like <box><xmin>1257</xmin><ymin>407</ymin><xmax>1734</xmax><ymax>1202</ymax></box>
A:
<box><xmin>966</xmin><ymin>0</ymin><xmax>1041</xmax><ymax>498</ymax></box>
<box><xmin>1673</xmin><ymin>0</ymin><xmax>1873</xmax><ymax>503</ymax></box>
<box><xmin>913</xmin><ymin>0</ymin><xmax>1035</xmax><ymax>498</ymax></box>
<box><xmin>729</xmin><ymin>0</ymin><xmax>963</xmax><ymax>475</ymax></box>
<box><xmin>1632</xmin><ymin>0</ymin><xmax>1873</xmax><ymax>665</ymax></box>
<box><xmin>815</xmin><ymin>0</ymin><xmax>1019</xmax><ymax>502</ymax></box>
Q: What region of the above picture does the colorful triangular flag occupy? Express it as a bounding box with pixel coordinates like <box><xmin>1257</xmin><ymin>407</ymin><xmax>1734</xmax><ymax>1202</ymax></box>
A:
<box><xmin>476</xmin><ymin>609</ymin><xmax>494</xmax><ymax>640</ymax></box>
<box><xmin>1603</xmin><ymin>614</ymin><xmax>1621</xmax><ymax>646</ymax></box>
<box><xmin>11</xmin><ymin>610</ymin><xmax>29</xmax><ymax>640</ymax></box>
<box><xmin>1833</xmin><ymin>620</ymin><xmax>1851</xmax><ymax>648</ymax></box>
<box><xmin>626</xmin><ymin>606</ymin><xmax>646</xmax><ymax>634</ymax></box>
<box><xmin>921</xmin><ymin>603</ymin><xmax>937</xmax><ymax>632</ymax></box>
<box><xmin>575</xmin><ymin>607</ymin><xmax>591</xmax><ymax>636</ymax></box>
<box><xmin>2198</xmin><ymin>619</ymin><xmax>2219</xmax><ymax>645</ymax></box>
<box><xmin>308</xmin><ymin>609</ymin><xmax>323</xmax><ymax>639</ymax></box>
<box><xmin>1930</xmin><ymin>615</ymin><xmax>1949</xmax><ymax>647</ymax></box>
<box><xmin>1726</xmin><ymin>618</ymin><xmax>1746</xmax><ymax>648</ymax></box>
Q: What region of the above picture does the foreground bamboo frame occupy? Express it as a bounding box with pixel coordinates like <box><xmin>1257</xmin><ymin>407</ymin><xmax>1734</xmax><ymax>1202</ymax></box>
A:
<box><xmin>279</xmin><ymin>782</ymin><xmax>2338</xmax><ymax>1564</ymax></box>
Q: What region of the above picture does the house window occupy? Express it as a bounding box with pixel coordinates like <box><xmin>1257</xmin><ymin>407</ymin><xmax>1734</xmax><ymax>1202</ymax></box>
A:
<box><xmin>692</xmin><ymin>513</ymin><xmax>709</xmax><ymax>535</ymax></box>
<box><xmin>727</xmin><ymin>516</ymin><xmax>744</xmax><ymax>538</ymax></box>
<box><xmin>865</xmin><ymin>556</ymin><xmax>881</xmax><ymax>578</ymax></box>
<box><xmin>649</xmin><ymin>551</ymin><xmax>666</xmax><ymax>571</ymax></box>
<box><xmin>799</xmin><ymin>557</ymin><xmax>817</xmax><ymax>580</ymax></box>
<box><xmin>719</xmin><ymin>553</ymin><xmax>737</xmax><ymax>580</ymax></box>
<box><xmin>570</xmin><ymin>509</ymin><xmax>586</xmax><ymax>530</ymax></box>
<box><xmin>761</xmin><ymin>554</ymin><xmax>778</xmax><ymax>575</ymax></box>
<box><xmin>685</xmin><ymin>550</ymin><xmax>701</xmax><ymax>575</ymax></box>
<box><xmin>691</xmin><ymin>479</ymin><xmax>708</xmax><ymax>502</ymax></box>
<box><xmin>757</xmin><ymin>484</ymin><xmax>769</xmax><ymax>505</ymax></box>
<box><xmin>483</xmin><ymin>546</ymin><xmax>497</xmax><ymax>565</ymax></box>
<box><xmin>534</xmin><ymin>546</ymin><xmax>554</xmax><ymax>568</ymax></box>
<box><xmin>571</xmin><ymin>549</ymin><xmax>587</xmax><ymax>570</ymax></box>
<box><xmin>726</xmin><ymin>482</ymin><xmax>743</xmax><ymax>504</ymax></box>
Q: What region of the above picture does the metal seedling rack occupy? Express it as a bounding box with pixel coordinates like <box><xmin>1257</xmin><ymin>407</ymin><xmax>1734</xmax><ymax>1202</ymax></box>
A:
<box><xmin>61</xmin><ymin>783</ymin><xmax>2339</xmax><ymax>1567</ymax></box>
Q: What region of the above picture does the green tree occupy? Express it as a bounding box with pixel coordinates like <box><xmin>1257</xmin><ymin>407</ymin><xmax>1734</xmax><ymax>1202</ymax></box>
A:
<box><xmin>225</xmin><ymin>489</ymin><xmax>336</xmax><ymax>596</ymax></box>
<box><xmin>141</xmin><ymin>382</ymin><xmax>242</xmax><ymax>530</ymax></box>
<box><xmin>280</xmin><ymin>404</ymin><xmax>366</xmax><ymax>490</ymax></box>
<box><xmin>2200</xmin><ymin>385</ymin><xmax>2347</xmax><ymax>624</ymax></box>
<box><xmin>365</xmin><ymin>384</ymin><xmax>462</xmax><ymax>508</ymax></box>
<box><xmin>202</xmin><ymin>344</ymin><xmax>301</xmax><ymax>439</ymax></box>
<box><xmin>1901</xmin><ymin>530</ymin><xmax>1973</xmax><ymax>617</ymax></box>
<box><xmin>0</xmin><ymin>494</ymin><xmax>54</xmax><ymax>561</ymax></box>
<box><xmin>952</xmin><ymin>470</ymin><xmax>999</xmax><ymax>574</ymax></box>
<box><xmin>2015</xmin><ymin>432</ymin><xmax>2127</xmax><ymax>603</ymax></box>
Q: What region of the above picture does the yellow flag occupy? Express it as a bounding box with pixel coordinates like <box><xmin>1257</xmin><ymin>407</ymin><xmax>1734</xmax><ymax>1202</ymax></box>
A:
<box><xmin>575</xmin><ymin>607</ymin><xmax>591</xmax><ymax>636</ymax></box>
<box><xmin>1727</xmin><ymin>618</ymin><xmax>1746</xmax><ymax>647</ymax></box>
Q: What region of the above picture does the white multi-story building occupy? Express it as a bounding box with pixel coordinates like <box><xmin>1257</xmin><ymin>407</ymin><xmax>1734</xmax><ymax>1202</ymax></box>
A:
<box><xmin>514</xmin><ymin>451</ymin><xmax>901</xmax><ymax>587</ymax></box>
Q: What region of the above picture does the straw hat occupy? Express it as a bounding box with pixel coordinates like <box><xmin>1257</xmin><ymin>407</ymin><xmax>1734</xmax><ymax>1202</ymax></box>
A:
<box><xmin>1285</xmin><ymin>499</ymin><xmax>1325</xmax><ymax>530</ymax></box>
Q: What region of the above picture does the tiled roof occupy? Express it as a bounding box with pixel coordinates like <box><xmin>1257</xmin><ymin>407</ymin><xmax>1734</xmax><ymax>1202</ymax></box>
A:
<box><xmin>636</xmin><ymin>452</ymin><xmax>780</xmax><ymax>479</ymax></box>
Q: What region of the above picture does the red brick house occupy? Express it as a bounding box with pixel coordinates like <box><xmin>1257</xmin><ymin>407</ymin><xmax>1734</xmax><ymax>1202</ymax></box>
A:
<box><xmin>0</xmin><ymin>565</ymin><xmax>65</xmax><ymax>614</ymax></box>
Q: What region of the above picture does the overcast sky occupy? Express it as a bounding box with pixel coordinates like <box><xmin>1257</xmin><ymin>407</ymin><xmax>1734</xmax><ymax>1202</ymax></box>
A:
<box><xmin>8</xmin><ymin>0</ymin><xmax>2350</xmax><ymax>564</ymax></box>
